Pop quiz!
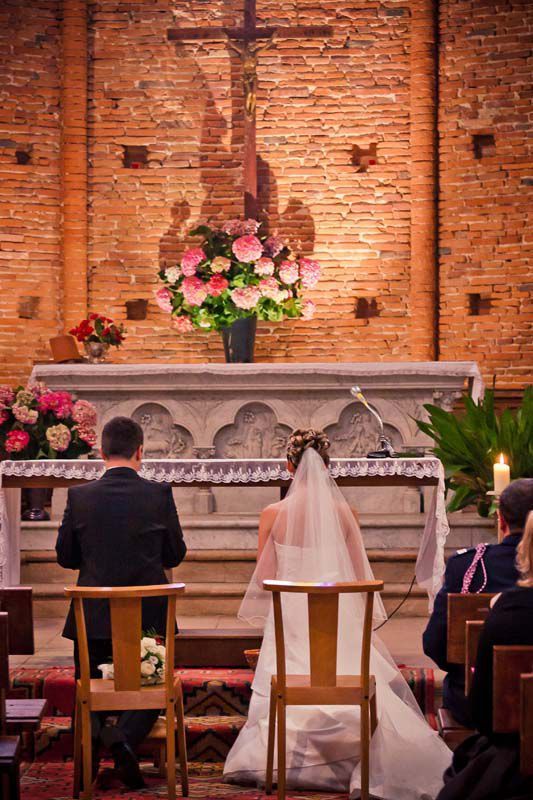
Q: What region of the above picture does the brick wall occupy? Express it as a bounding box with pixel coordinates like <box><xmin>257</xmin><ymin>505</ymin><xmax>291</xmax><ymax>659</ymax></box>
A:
<box><xmin>438</xmin><ymin>0</ymin><xmax>533</xmax><ymax>388</ymax></box>
<box><xmin>0</xmin><ymin>0</ymin><xmax>531</xmax><ymax>387</ymax></box>
<box><xmin>0</xmin><ymin>0</ymin><xmax>62</xmax><ymax>382</ymax></box>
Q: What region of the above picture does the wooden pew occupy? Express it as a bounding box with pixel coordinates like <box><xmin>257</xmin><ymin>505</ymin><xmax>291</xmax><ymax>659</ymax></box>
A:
<box><xmin>0</xmin><ymin>613</ymin><xmax>21</xmax><ymax>800</ymax></box>
<box><xmin>0</xmin><ymin>587</ymin><xmax>35</xmax><ymax>656</ymax></box>
<box><xmin>1</xmin><ymin>589</ymin><xmax>46</xmax><ymax>758</ymax></box>
<box><xmin>493</xmin><ymin>647</ymin><xmax>533</xmax><ymax>777</ymax></box>
<box><xmin>437</xmin><ymin>593</ymin><xmax>495</xmax><ymax>747</ymax></box>
<box><xmin>465</xmin><ymin>620</ymin><xmax>485</xmax><ymax>693</ymax></box>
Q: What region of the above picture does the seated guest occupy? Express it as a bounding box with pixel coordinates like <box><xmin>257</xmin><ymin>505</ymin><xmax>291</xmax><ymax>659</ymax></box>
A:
<box><xmin>56</xmin><ymin>416</ymin><xmax>187</xmax><ymax>789</ymax></box>
<box><xmin>436</xmin><ymin>512</ymin><xmax>533</xmax><ymax>800</ymax></box>
<box><xmin>423</xmin><ymin>478</ymin><xmax>533</xmax><ymax>726</ymax></box>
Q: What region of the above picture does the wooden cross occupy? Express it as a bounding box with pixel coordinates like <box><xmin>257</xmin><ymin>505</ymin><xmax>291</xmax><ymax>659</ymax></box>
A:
<box><xmin>168</xmin><ymin>1</ymin><xmax>332</xmax><ymax>218</ymax></box>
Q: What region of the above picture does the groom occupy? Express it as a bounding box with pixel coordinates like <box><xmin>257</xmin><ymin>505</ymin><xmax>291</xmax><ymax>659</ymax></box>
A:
<box><xmin>56</xmin><ymin>416</ymin><xmax>187</xmax><ymax>789</ymax></box>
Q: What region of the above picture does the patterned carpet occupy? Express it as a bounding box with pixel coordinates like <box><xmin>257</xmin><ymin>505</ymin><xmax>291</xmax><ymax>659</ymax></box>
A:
<box><xmin>21</xmin><ymin>761</ymin><xmax>349</xmax><ymax>800</ymax></box>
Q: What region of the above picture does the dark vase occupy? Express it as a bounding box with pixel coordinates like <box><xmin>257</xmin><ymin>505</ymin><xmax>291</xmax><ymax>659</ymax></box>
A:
<box><xmin>21</xmin><ymin>488</ymin><xmax>51</xmax><ymax>521</ymax></box>
<box><xmin>221</xmin><ymin>316</ymin><xmax>257</xmax><ymax>363</ymax></box>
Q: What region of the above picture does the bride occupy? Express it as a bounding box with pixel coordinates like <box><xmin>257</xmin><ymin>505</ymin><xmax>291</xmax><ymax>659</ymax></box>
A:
<box><xmin>223</xmin><ymin>429</ymin><xmax>451</xmax><ymax>800</ymax></box>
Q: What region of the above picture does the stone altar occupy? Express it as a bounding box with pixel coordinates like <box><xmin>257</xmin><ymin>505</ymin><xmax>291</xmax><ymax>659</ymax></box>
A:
<box><xmin>31</xmin><ymin>361</ymin><xmax>482</xmax><ymax>525</ymax></box>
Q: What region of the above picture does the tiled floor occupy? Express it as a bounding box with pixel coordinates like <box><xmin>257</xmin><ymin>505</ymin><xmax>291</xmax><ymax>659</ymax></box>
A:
<box><xmin>13</xmin><ymin>615</ymin><xmax>439</xmax><ymax>672</ymax></box>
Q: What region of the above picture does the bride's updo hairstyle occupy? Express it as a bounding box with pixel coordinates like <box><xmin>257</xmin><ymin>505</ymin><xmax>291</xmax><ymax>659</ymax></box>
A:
<box><xmin>287</xmin><ymin>428</ymin><xmax>331</xmax><ymax>469</ymax></box>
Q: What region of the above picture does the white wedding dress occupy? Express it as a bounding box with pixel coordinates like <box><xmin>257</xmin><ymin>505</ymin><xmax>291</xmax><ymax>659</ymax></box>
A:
<box><xmin>223</xmin><ymin>449</ymin><xmax>451</xmax><ymax>800</ymax></box>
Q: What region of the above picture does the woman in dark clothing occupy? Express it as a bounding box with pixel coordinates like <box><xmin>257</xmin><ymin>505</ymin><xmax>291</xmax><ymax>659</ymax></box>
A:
<box><xmin>436</xmin><ymin>511</ymin><xmax>533</xmax><ymax>800</ymax></box>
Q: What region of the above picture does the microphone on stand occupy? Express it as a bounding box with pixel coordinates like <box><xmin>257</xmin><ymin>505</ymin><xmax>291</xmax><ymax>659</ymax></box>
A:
<box><xmin>350</xmin><ymin>385</ymin><xmax>395</xmax><ymax>458</ymax></box>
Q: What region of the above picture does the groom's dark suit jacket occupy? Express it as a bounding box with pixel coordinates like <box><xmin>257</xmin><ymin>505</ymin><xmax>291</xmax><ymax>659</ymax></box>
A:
<box><xmin>56</xmin><ymin>466</ymin><xmax>187</xmax><ymax>640</ymax></box>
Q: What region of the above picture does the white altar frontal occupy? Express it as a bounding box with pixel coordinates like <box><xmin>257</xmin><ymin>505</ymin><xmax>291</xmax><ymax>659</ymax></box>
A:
<box><xmin>7</xmin><ymin>361</ymin><xmax>482</xmax><ymax>599</ymax></box>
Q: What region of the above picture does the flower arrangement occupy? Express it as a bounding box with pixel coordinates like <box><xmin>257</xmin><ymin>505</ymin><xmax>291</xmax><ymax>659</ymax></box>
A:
<box><xmin>156</xmin><ymin>219</ymin><xmax>320</xmax><ymax>331</ymax></box>
<box><xmin>98</xmin><ymin>633</ymin><xmax>166</xmax><ymax>686</ymax></box>
<box><xmin>0</xmin><ymin>382</ymin><xmax>97</xmax><ymax>460</ymax></box>
<box><xmin>70</xmin><ymin>313</ymin><xmax>126</xmax><ymax>348</ymax></box>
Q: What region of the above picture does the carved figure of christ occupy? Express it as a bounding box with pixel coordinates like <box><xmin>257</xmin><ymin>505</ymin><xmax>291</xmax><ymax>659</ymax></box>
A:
<box><xmin>168</xmin><ymin>0</ymin><xmax>332</xmax><ymax>218</ymax></box>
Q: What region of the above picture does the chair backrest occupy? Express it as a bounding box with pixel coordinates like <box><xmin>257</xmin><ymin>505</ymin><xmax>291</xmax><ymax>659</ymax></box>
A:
<box><xmin>0</xmin><ymin>587</ymin><xmax>34</xmax><ymax>655</ymax></box>
<box><xmin>64</xmin><ymin>584</ymin><xmax>185</xmax><ymax>693</ymax></box>
<box><xmin>493</xmin><ymin>646</ymin><xmax>533</xmax><ymax>733</ymax></box>
<box><xmin>521</xmin><ymin>674</ymin><xmax>533</xmax><ymax>776</ymax></box>
<box><xmin>447</xmin><ymin>593</ymin><xmax>495</xmax><ymax>664</ymax></box>
<box><xmin>465</xmin><ymin>619</ymin><xmax>485</xmax><ymax>693</ymax></box>
<box><xmin>263</xmin><ymin>580</ymin><xmax>384</xmax><ymax>695</ymax></box>
<box><xmin>0</xmin><ymin>612</ymin><xmax>9</xmax><ymax>734</ymax></box>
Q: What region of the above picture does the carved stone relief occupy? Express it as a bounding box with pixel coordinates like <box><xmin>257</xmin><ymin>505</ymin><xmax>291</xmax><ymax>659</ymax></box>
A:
<box><xmin>215</xmin><ymin>403</ymin><xmax>291</xmax><ymax>458</ymax></box>
<box><xmin>325</xmin><ymin>406</ymin><xmax>402</xmax><ymax>457</ymax></box>
<box><xmin>132</xmin><ymin>403</ymin><xmax>193</xmax><ymax>458</ymax></box>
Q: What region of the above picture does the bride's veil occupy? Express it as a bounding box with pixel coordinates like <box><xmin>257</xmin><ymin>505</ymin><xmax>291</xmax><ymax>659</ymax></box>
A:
<box><xmin>239</xmin><ymin>447</ymin><xmax>388</xmax><ymax>627</ymax></box>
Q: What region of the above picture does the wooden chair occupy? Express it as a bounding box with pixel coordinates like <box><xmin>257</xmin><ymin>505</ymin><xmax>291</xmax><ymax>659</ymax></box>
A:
<box><xmin>520</xmin><ymin>674</ymin><xmax>533</xmax><ymax>776</ymax></box>
<box><xmin>447</xmin><ymin>593</ymin><xmax>495</xmax><ymax>664</ymax></box>
<box><xmin>493</xmin><ymin>647</ymin><xmax>533</xmax><ymax>777</ymax></box>
<box><xmin>264</xmin><ymin>579</ymin><xmax>384</xmax><ymax>800</ymax></box>
<box><xmin>65</xmin><ymin>583</ymin><xmax>189</xmax><ymax>800</ymax></box>
<box><xmin>0</xmin><ymin>613</ymin><xmax>21</xmax><ymax>800</ymax></box>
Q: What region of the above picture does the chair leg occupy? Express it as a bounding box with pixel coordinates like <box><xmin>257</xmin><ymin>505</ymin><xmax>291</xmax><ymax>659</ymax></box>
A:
<box><xmin>276</xmin><ymin>698</ymin><xmax>286</xmax><ymax>800</ymax></box>
<box><xmin>360</xmin><ymin>700</ymin><xmax>370</xmax><ymax>800</ymax></box>
<box><xmin>73</xmin><ymin>700</ymin><xmax>82</xmax><ymax>798</ymax></box>
<box><xmin>80</xmin><ymin>701</ymin><xmax>93</xmax><ymax>800</ymax></box>
<box><xmin>370</xmin><ymin>692</ymin><xmax>378</xmax><ymax>735</ymax></box>
<box><xmin>265</xmin><ymin>684</ymin><xmax>277</xmax><ymax>794</ymax></box>
<box><xmin>9</xmin><ymin>763</ymin><xmax>21</xmax><ymax>800</ymax></box>
<box><xmin>175</xmin><ymin>686</ymin><xmax>189</xmax><ymax>797</ymax></box>
<box><xmin>166</xmin><ymin>700</ymin><xmax>177</xmax><ymax>800</ymax></box>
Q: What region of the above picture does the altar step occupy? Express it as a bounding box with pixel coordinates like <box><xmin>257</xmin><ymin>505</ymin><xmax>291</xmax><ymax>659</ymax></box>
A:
<box><xmin>24</xmin><ymin>548</ymin><xmax>429</xmax><ymax>617</ymax></box>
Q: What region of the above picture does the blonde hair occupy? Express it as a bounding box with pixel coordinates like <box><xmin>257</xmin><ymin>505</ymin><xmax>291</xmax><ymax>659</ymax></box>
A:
<box><xmin>286</xmin><ymin>428</ymin><xmax>330</xmax><ymax>469</ymax></box>
<box><xmin>517</xmin><ymin>511</ymin><xmax>533</xmax><ymax>588</ymax></box>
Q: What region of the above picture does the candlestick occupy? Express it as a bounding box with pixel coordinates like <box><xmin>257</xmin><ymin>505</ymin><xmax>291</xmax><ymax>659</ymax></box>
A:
<box><xmin>493</xmin><ymin>453</ymin><xmax>510</xmax><ymax>495</ymax></box>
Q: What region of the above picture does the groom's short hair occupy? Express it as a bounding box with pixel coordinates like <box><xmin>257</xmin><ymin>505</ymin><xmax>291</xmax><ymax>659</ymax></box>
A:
<box><xmin>101</xmin><ymin>416</ymin><xmax>143</xmax><ymax>459</ymax></box>
<box><xmin>500</xmin><ymin>479</ymin><xmax>533</xmax><ymax>535</ymax></box>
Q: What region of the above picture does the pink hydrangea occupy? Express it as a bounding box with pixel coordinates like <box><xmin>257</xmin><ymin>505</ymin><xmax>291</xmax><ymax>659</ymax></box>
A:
<box><xmin>5</xmin><ymin>430</ymin><xmax>30</xmax><ymax>453</ymax></box>
<box><xmin>46</xmin><ymin>423</ymin><xmax>71</xmax><ymax>452</ymax></box>
<box><xmin>301</xmin><ymin>299</ymin><xmax>316</xmax><ymax>320</ymax></box>
<box><xmin>232</xmin><ymin>235</ymin><xmax>263</xmax><ymax>263</ymax></box>
<box><xmin>155</xmin><ymin>287</ymin><xmax>173</xmax><ymax>313</ymax></box>
<box><xmin>26</xmin><ymin>381</ymin><xmax>46</xmax><ymax>398</ymax></box>
<box><xmin>0</xmin><ymin>409</ymin><xmax>10</xmax><ymax>425</ymax></box>
<box><xmin>12</xmin><ymin>405</ymin><xmax>38</xmax><ymax>425</ymax></box>
<box><xmin>223</xmin><ymin>218</ymin><xmax>260</xmax><ymax>237</ymax></box>
<box><xmin>263</xmin><ymin>235</ymin><xmax>284</xmax><ymax>258</ymax></box>
<box><xmin>181</xmin><ymin>247</ymin><xmax>206</xmax><ymax>276</ymax></box>
<box><xmin>75</xmin><ymin>423</ymin><xmax>97</xmax><ymax>448</ymax></box>
<box><xmin>0</xmin><ymin>387</ymin><xmax>15</xmax><ymax>408</ymax></box>
<box><xmin>231</xmin><ymin>286</ymin><xmax>261</xmax><ymax>310</ymax></box>
<box><xmin>172</xmin><ymin>315</ymin><xmax>194</xmax><ymax>333</ymax></box>
<box><xmin>210</xmin><ymin>256</ymin><xmax>231</xmax><ymax>273</ymax></box>
<box><xmin>207</xmin><ymin>274</ymin><xmax>229</xmax><ymax>297</ymax></box>
<box><xmin>182</xmin><ymin>276</ymin><xmax>208</xmax><ymax>307</ymax></box>
<box><xmin>72</xmin><ymin>399</ymin><xmax>97</xmax><ymax>428</ymax></box>
<box><xmin>254</xmin><ymin>257</ymin><xmax>275</xmax><ymax>277</ymax></box>
<box><xmin>299</xmin><ymin>258</ymin><xmax>321</xmax><ymax>289</ymax></box>
<box><xmin>279</xmin><ymin>260</ymin><xmax>299</xmax><ymax>285</ymax></box>
<box><xmin>259</xmin><ymin>277</ymin><xmax>289</xmax><ymax>303</ymax></box>
<box><xmin>38</xmin><ymin>390</ymin><xmax>73</xmax><ymax>419</ymax></box>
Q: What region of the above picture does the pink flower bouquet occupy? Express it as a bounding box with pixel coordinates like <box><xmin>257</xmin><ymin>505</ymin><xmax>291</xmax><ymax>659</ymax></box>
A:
<box><xmin>156</xmin><ymin>219</ymin><xmax>320</xmax><ymax>332</ymax></box>
<box><xmin>0</xmin><ymin>383</ymin><xmax>97</xmax><ymax>460</ymax></box>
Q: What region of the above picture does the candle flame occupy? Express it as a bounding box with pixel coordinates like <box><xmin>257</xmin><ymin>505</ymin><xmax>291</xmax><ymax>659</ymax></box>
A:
<box><xmin>499</xmin><ymin>453</ymin><xmax>505</xmax><ymax>465</ymax></box>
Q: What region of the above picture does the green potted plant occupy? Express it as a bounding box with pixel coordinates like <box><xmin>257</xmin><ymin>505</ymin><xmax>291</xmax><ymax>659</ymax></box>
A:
<box><xmin>416</xmin><ymin>387</ymin><xmax>533</xmax><ymax>517</ymax></box>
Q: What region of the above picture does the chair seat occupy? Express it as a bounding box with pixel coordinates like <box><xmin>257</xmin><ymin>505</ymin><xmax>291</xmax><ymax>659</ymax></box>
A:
<box><xmin>273</xmin><ymin>674</ymin><xmax>376</xmax><ymax>705</ymax></box>
<box><xmin>6</xmin><ymin>698</ymin><xmax>47</xmax><ymax>730</ymax></box>
<box><xmin>0</xmin><ymin>736</ymin><xmax>21</xmax><ymax>766</ymax></box>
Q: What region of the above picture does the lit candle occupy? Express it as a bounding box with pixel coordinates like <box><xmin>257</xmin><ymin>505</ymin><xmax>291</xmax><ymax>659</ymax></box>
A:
<box><xmin>493</xmin><ymin>453</ymin><xmax>510</xmax><ymax>495</ymax></box>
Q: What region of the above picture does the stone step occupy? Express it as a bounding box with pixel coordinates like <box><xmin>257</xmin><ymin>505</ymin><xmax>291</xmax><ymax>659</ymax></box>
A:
<box><xmin>21</xmin><ymin>548</ymin><xmax>419</xmax><ymax>585</ymax></box>
<box><xmin>31</xmin><ymin>579</ymin><xmax>429</xmax><ymax>618</ymax></box>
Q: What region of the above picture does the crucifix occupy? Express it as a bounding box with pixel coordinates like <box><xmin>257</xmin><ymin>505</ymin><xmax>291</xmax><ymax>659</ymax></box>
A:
<box><xmin>168</xmin><ymin>1</ymin><xmax>332</xmax><ymax>218</ymax></box>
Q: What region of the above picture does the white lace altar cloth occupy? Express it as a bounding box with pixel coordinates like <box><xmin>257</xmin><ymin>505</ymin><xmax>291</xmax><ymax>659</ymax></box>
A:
<box><xmin>0</xmin><ymin>457</ymin><xmax>449</xmax><ymax>602</ymax></box>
